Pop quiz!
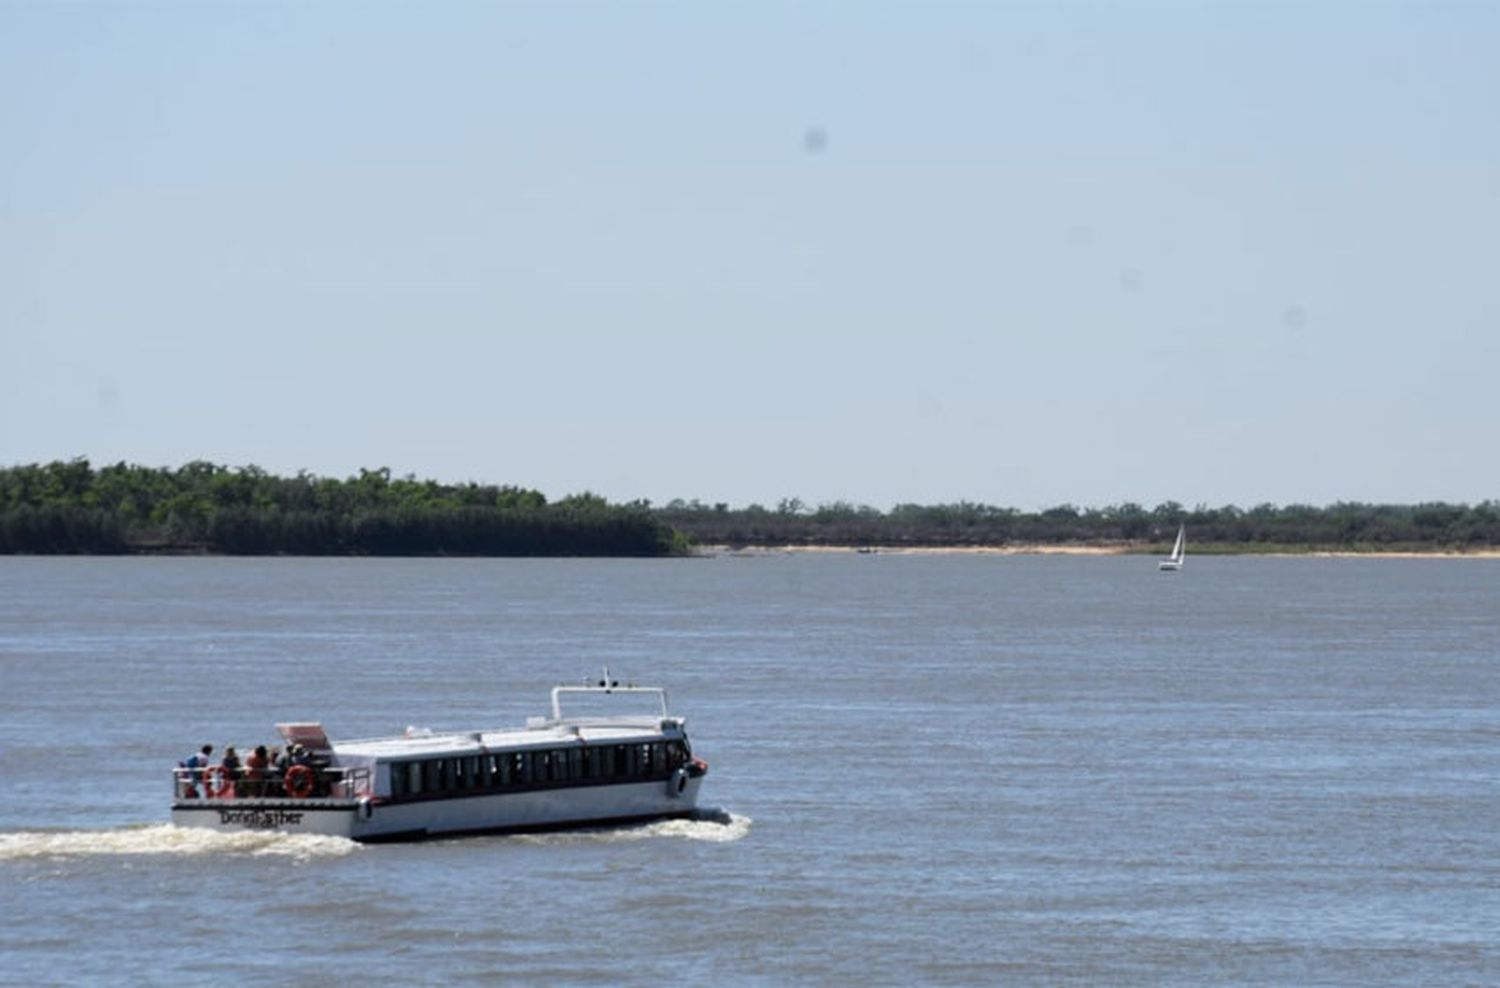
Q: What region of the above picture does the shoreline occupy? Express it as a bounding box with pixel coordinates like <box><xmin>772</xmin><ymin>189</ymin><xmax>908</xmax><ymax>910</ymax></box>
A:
<box><xmin>700</xmin><ymin>544</ymin><xmax>1500</xmax><ymax>559</ymax></box>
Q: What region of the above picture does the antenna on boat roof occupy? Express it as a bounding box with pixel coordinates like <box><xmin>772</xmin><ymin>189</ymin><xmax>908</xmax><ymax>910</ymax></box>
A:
<box><xmin>596</xmin><ymin>665</ymin><xmax>620</xmax><ymax>691</ymax></box>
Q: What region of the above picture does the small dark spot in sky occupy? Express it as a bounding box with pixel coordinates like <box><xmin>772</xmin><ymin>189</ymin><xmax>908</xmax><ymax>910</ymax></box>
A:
<box><xmin>1119</xmin><ymin>267</ymin><xmax>1143</xmax><ymax>293</ymax></box>
<box><xmin>97</xmin><ymin>377</ymin><xmax>121</xmax><ymax>412</ymax></box>
<box><xmin>1066</xmin><ymin>224</ymin><xmax>1093</xmax><ymax>248</ymax></box>
<box><xmin>1283</xmin><ymin>305</ymin><xmax>1307</xmax><ymax>330</ymax></box>
<box><xmin>803</xmin><ymin>127</ymin><xmax>828</xmax><ymax>154</ymax></box>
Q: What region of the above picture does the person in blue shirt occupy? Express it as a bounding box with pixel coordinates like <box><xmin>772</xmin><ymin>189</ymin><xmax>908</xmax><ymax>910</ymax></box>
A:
<box><xmin>182</xmin><ymin>744</ymin><xmax>213</xmax><ymax>797</ymax></box>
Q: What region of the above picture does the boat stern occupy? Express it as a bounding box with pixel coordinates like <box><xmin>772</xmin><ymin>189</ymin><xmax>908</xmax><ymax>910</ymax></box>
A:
<box><xmin>171</xmin><ymin>799</ymin><xmax>360</xmax><ymax>839</ymax></box>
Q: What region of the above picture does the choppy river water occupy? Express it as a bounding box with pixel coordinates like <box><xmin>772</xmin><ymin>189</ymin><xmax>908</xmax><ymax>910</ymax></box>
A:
<box><xmin>1</xmin><ymin>554</ymin><xmax>1497</xmax><ymax>985</ymax></box>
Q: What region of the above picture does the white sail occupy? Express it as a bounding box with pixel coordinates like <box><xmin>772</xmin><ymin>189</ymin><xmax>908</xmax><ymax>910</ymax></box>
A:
<box><xmin>1159</xmin><ymin>524</ymin><xmax>1185</xmax><ymax>571</ymax></box>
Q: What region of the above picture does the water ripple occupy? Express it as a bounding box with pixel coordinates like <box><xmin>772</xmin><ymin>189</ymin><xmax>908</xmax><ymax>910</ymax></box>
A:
<box><xmin>0</xmin><ymin>824</ymin><xmax>359</xmax><ymax>862</ymax></box>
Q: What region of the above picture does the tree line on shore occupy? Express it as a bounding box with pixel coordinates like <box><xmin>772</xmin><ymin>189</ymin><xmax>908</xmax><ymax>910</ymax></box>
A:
<box><xmin>0</xmin><ymin>460</ymin><xmax>684</xmax><ymax>556</ymax></box>
<box><xmin>4</xmin><ymin>459</ymin><xmax>1497</xmax><ymax>555</ymax></box>
<box><xmin>655</xmin><ymin>497</ymin><xmax>1500</xmax><ymax>551</ymax></box>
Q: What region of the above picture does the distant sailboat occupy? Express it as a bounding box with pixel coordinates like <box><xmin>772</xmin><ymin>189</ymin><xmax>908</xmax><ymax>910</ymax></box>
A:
<box><xmin>1159</xmin><ymin>524</ymin><xmax>1185</xmax><ymax>572</ymax></box>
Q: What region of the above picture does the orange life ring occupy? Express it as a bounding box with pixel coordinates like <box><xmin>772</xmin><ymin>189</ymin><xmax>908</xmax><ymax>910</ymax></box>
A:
<box><xmin>284</xmin><ymin>764</ymin><xmax>315</xmax><ymax>799</ymax></box>
<box><xmin>206</xmin><ymin>765</ymin><xmax>233</xmax><ymax>799</ymax></box>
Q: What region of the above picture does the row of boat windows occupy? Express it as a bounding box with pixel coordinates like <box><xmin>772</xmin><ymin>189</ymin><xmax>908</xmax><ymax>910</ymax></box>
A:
<box><xmin>386</xmin><ymin>741</ymin><xmax>690</xmax><ymax>798</ymax></box>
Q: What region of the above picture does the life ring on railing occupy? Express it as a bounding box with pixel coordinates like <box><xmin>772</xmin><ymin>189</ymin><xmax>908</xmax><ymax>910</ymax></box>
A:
<box><xmin>206</xmin><ymin>765</ymin><xmax>233</xmax><ymax>799</ymax></box>
<box><xmin>667</xmin><ymin>766</ymin><xmax>689</xmax><ymax>798</ymax></box>
<box><xmin>284</xmin><ymin>764</ymin><xmax>315</xmax><ymax>799</ymax></box>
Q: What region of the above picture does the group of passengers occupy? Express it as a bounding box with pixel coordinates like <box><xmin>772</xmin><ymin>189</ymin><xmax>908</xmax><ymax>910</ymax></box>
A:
<box><xmin>179</xmin><ymin>742</ymin><xmax>322</xmax><ymax>798</ymax></box>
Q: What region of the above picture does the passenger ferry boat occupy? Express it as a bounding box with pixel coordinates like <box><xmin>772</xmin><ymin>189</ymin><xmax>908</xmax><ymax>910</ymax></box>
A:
<box><xmin>171</xmin><ymin>675</ymin><xmax>708</xmax><ymax>842</ymax></box>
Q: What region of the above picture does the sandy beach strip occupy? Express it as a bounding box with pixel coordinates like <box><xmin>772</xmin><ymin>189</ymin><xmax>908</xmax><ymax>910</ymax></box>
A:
<box><xmin>704</xmin><ymin>544</ymin><xmax>1129</xmax><ymax>556</ymax></box>
<box><xmin>699</xmin><ymin>544</ymin><xmax>1500</xmax><ymax>559</ymax></box>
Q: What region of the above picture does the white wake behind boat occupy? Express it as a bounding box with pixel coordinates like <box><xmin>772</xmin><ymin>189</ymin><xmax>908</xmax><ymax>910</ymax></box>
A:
<box><xmin>1159</xmin><ymin>524</ymin><xmax>1186</xmax><ymax>571</ymax></box>
<box><xmin>171</xmin><ymin>675</ymin><xmax>708</xmax><ymax>842</ymax></box>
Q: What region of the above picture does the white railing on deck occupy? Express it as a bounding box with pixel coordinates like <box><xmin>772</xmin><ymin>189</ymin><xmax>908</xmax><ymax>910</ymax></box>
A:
<box><xmin>550</xmin><ymin>681</ymin><xmax>670</xmax><ymax>722</ymax></box>
<box><xmin>173</xmin><ymin>765</ymin><xmax>370</xmax><ymax>801</ymax></box>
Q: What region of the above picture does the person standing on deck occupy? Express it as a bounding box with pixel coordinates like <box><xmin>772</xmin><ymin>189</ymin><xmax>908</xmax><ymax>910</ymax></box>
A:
<box><xmin>244</xmin><ymin>745</ymin><xmax>268</xmax><ymax>797</ymax></box>
<box><xmin>221</xmin><ymin>746</ymin><xmax>243</xmax><ymax>797</ymax></box>
<box><xmin>182</xmin><ymin>744</ymin><xmax>212</xmax><ymax>797</ymax></box>
<box><xmin>265</xmin><ymin>746</ymin><xmax>286</xmax><ymax>797</ymax></box>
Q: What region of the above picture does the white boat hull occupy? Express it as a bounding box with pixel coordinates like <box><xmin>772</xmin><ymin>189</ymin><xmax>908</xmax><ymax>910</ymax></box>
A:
<box><xmin>172</xmin><ymin>777</ymin><xmax>705</xmax><ymax>842</ymax></box>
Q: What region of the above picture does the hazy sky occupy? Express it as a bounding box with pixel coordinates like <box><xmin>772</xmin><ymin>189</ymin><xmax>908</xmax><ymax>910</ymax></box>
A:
<box><xmin>3</xmin><ymin>2</ymin><xmax>1497</xmax><ymax>510</ymax></box>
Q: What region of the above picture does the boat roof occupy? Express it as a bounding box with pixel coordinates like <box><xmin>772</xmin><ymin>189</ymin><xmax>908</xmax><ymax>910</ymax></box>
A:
<box><xmin>333</xmin><ymin>717</ymin><xmax>680</xmax><ymax>759</ymax></box>
<box><xmin>317</xmin><ymin>675</ymin><xmax>684</xmax><ymax>761</ymax></box>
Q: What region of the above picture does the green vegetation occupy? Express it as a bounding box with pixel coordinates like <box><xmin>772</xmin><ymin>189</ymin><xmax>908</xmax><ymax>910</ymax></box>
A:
<box><xmin>655</xmin><ymin>499</ymin><xmax>1500</xmax><ymax>552</ymax></box>
<box><xmin>0</xmin><ymin>460</ymin><xmax>685</xmax><ymax>556</ymax></box>
<box><xmin>5</xmin><ymin>459</ymin><xmax>1497</xmax><ymax>555</ymax></box>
